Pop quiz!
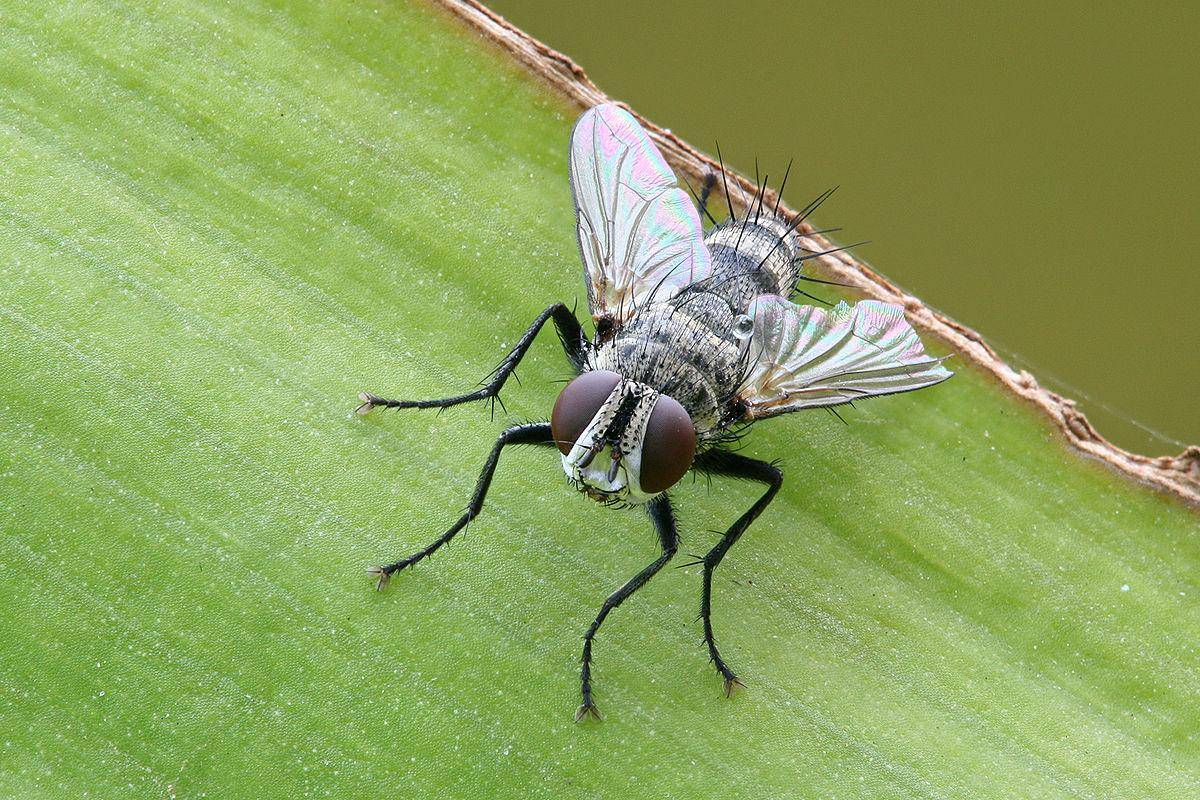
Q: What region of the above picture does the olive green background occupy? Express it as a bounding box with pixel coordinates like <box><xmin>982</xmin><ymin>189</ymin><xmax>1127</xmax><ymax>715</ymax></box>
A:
<box><xmin>489</xmin><ymin>0</ymin><xmax>1199</xmax><ymax>454</ymax></box>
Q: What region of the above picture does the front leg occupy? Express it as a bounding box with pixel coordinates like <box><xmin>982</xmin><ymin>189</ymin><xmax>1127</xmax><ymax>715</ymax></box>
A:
<box><xmin>369</xmin><ymin>422</ymin><xmax>554</xmax><ymax>590</ymax></box>
<box><xmin>357</xmin><ymin>302</ymin><xmax>587</xmax><ymax>415</ymax></box>
<box><xmin>689</xmin><ymin>449</ymin><xmax>783</xmax><ymax>696</ymax></box>
<box><xmin>576</xmin><ymin>494</ymin><xmax>678</xmax><ymax>722</ymax></box>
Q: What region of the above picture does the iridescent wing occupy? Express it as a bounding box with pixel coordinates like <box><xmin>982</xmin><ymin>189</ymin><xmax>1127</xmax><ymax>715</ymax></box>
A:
<box><xmin>739</xmin><ymin>296</ymin><xmax>952</xmax><ymax>418</ymax></box>
<box><xmin>569</xmin><ymin>103</ymin><xmax>711</xmax><ymax>329</ymax></box>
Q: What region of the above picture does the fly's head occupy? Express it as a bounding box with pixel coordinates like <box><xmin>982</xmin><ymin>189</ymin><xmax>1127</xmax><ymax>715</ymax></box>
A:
<box><xmin>551</xmin><ymin>370</ymin><xmax>697</xmax><ymax>505</ymax></box>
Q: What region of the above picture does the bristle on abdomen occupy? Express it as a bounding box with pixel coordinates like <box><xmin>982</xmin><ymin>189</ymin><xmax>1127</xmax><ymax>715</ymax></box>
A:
<box><xmin>703</xmin><ymin>214</ymin><xmax>802</xmax><ymax>297</ymax></box>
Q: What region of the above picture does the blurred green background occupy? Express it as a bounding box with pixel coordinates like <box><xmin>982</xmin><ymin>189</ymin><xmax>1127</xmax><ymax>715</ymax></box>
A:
<box><xmin>488</xmin><ymin>0</ymin><xmax>1199</xmax><ymax>455</ymax></box>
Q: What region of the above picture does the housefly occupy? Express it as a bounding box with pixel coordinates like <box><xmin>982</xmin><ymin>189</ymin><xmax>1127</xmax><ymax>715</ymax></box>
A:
<box><xmin>357</xmin><ymin>103</ymin><xmax>951</xmax><ymax>721</ymax></box>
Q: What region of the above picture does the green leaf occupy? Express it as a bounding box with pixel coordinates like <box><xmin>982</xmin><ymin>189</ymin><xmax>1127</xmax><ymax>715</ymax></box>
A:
<box><xmin>2</xmin><ymin>1</ymin><xmax>1196</xmax><ymax>797</ymax></box>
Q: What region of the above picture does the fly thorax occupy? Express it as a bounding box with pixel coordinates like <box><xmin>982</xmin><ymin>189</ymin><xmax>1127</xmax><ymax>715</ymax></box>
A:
<box><xmin>589</xmin><ymin>319</ymin><xmax>729</xmax><ymax>440</ymax></box>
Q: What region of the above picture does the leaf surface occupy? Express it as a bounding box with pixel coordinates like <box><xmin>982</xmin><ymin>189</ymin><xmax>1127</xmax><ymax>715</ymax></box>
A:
<box><xmin>1</xmin><ymin>2</ymin><xmax>1197</xmax><ymax>797</ymax></box>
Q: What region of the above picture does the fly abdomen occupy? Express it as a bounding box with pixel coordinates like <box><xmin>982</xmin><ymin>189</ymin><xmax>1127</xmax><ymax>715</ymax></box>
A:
<box><xmin>704</xmin><ymin>214</ymin><xmax>802</xmax><ymax>300</ymax></box>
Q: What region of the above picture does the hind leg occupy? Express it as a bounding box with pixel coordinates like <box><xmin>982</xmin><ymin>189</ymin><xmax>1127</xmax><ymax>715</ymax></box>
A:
<box><xmin>697</xmin><ymin>171</ymin><xmax>718</xmax><ymax>220</ymax></box>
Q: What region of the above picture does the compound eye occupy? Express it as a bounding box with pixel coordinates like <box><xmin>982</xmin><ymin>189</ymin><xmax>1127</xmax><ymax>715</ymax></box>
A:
<box><xmin>639</xmin><ymin>394</ymin><xmax>696</xmax><ymax>494</ymax></box>
<box><xmin>551</xmin><ymin>370</ymin><xmax>622</xmax><ymax>455</ymax></box>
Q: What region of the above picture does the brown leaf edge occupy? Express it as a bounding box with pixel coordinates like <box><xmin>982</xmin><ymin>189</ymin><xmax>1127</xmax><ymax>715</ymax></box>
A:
<box><xmin>433</xmin><ymin>0</ymin><xmax>1200</xmax><ymax>507</ymax></box>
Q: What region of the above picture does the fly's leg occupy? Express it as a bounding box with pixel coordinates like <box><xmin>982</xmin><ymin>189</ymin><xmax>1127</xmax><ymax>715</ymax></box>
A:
<box><xmin>576</xmin><ymin>494</ymin><xmax>678</xmax><ymax>722</ymax></box>
<box><xmin>688</xmin><ymin>450</ymin><xmax>783</xmax><ymax>696</ymax></box>
<box><xmin>369</xmin><ymin>422</ymin><xmax>554</xmax><ymax>590</ymax></box>
<box><xmin>697</xmin><ymin>171</ymin><xmax>718</xmax><ymax>220</ymax></box>
<box><xmin>357</xmin><ymin>303</ymin><xmax>587</xmax><ymax>415</ymax></box>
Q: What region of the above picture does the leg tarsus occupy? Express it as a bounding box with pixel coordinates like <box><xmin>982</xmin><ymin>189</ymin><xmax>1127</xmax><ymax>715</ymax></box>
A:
<box><xmin>574</xmin><ymin>701</ymin><xmax>603</xmax><ymax>723</ymax></box>
<box><xmin>356</xmin><ymin>391</ymin><xmax>381</xmax><ymax>415</ymax></box>
<box><xmin>367</xmin><ymin>565</ymin><xmax>391</xmax><ymax>591</ymax></box>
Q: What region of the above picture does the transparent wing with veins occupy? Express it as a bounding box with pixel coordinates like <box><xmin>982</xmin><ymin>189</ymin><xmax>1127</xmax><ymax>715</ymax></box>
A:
<box><xmin>739</xmin><ymin>296</ymin><xmax>953</xmax><ymax>417</ymax></box>
<box><xmin>569</xmin><ymin>103</ymin><xmax>711</xmax><ymax>329</ymax></box>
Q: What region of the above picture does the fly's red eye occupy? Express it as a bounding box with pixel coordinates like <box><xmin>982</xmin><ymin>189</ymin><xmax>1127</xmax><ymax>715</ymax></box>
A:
<box><xmin>551</xmin><ymin>370</ymin><xmax>622</xmax><ymax>455</ymax></box>
<box><xmin>639</xmin><ymin>394</ymin><xmax>696</xmax><ymax>494</ymax></box>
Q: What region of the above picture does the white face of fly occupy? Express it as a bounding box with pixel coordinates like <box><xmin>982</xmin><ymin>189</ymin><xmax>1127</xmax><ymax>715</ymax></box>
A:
<box><xmin>561</xmin><ymin>380</ymin><xmax>660</xmax><ymax>506</ymax></box>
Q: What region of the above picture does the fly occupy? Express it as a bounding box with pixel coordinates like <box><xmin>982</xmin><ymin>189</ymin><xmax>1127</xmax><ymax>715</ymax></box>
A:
<box><xmin>357</xmin><ymin>103</ymin><xmax>952</xmax><ymax>721</ymax></box>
